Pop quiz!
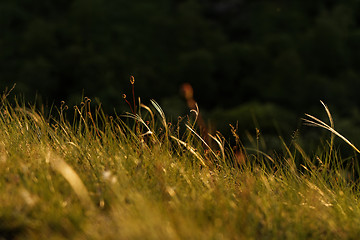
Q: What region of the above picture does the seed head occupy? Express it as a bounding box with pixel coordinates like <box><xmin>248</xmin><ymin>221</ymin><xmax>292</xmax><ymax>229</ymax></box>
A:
<box><xmin>130</xmin><ymin>76</ymin><xmax>135</xmax><ymax>85</ymax></box>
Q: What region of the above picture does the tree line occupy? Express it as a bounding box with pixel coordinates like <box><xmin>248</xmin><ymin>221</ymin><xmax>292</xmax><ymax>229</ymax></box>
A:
<box><xmin>2</xmin><ymin>0</ymin><xmax>360</xmax><ymax>144</ymax></box>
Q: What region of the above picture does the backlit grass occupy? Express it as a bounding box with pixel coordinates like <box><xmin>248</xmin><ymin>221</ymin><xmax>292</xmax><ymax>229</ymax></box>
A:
<box><xmin>1</xmin><ymin>93</ymin><xmax>360</xmax><ymax>239</ymax></box>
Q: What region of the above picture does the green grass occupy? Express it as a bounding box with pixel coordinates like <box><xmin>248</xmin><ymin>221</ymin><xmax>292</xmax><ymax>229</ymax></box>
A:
<box><xmin>1</xmin><ymin>96</ymin><xmax>360</xmax><ymax>240</ymax></box>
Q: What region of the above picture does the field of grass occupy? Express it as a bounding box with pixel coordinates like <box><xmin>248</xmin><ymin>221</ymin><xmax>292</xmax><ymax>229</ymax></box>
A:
<box><xmin>1</xmin><ymin>93</ymin><xmax>360</xmax><ymax>239</ymax></box>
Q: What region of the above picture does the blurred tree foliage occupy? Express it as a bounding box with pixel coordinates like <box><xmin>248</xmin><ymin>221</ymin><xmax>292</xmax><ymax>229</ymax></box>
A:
<box><xmin>2</xmin><ymin>0</ymin><xmax>360</xmax><ymax>143</ymax></box>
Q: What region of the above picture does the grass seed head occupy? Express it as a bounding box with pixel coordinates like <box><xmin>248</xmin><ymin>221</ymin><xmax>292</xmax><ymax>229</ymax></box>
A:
<box><xmin>130</xmin><ymin>76</ymin><xmax>135</xmax><ymax>85</ymax></box>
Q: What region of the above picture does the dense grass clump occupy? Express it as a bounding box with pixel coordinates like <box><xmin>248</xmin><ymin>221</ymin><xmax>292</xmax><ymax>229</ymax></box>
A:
<box><xmin>1</xmin><ymin>94</ymin><xmax>360</xmax><ymax>239</ymax></box>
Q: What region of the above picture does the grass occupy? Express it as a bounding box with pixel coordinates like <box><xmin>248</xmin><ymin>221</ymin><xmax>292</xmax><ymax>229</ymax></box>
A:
<box><xmin>1</xmin><ymin>92</ymin><xmax>360</xmax><ymax>239</ymax></box>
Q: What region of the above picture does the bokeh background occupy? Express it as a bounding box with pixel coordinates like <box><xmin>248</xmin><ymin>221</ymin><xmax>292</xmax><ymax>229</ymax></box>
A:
<box><xmin>2</xmin><ymin>0</ymin><xmax>360</xmax><ymax>150</ymax></box>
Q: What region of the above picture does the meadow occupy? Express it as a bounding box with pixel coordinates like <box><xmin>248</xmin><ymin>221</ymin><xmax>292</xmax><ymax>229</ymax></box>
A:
<box><xmin>1</xmin><ymin>88</ymin><xmax>360</xmax><ymax>239</ymax></box>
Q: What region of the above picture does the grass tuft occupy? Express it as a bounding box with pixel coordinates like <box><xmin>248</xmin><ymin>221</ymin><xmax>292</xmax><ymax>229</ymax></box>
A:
<box><xmin>1</xmin><ymin>95</ymin><xmax>360</xmax><ymax>239</ymax></box>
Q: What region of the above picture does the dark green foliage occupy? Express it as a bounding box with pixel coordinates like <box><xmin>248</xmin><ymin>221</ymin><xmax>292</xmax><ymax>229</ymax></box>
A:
<box><xmin>2</xmin><ymin>0</ymin><xmax>360</xmax><ymax>142</ymax></box>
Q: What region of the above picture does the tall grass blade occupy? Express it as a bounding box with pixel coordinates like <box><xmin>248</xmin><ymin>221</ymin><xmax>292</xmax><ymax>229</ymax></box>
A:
<box><xmin>47</xmin><ymin>151</ymin><xmax>94</xmax><ymax>211</ymax></box>
<box><xmin>122</xmin><ymin>112</ymin><xmax>153</xmax><ymax>136</ymax></box>
<box><xmin>170</xmin><ymin>135</ymin><xmax>207</xmax><ymax>167</ymax></box>
<box><xmin>150</xmin><ymin>99</ymin><xmax>168</xmax><ymax>138</ymax></box>
<box><xmin>185</xmin><ymin>124</ymin><xmax>217</xmax><ymax>159</ymax></box>
<box><xmin>320</xmin><ymin>100</ymin><xmax>335</xmax><ymax>154</ymax></box>
<box><xmin>303</xmin><ymin>103</ymin><xmax>360</xmax><ymax>154</ymax></box>
<box><xmin>208</xmin><ymin>133</ymin><xmax>225</xmax><ymax>163</ymax></box>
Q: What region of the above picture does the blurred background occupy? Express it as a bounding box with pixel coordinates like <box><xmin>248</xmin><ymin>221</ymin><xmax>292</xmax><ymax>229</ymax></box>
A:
<box><xmin>2</xmin><ymin>0</ymin><xmax>360</xmax><ymax>151</ymax></box>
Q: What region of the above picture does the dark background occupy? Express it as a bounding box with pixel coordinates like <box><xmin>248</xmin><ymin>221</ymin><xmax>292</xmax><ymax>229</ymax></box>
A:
<box><xmin>2</xmin><ymin>0</ymin><xmax>360</xmax><ymax>150</ymax></box>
